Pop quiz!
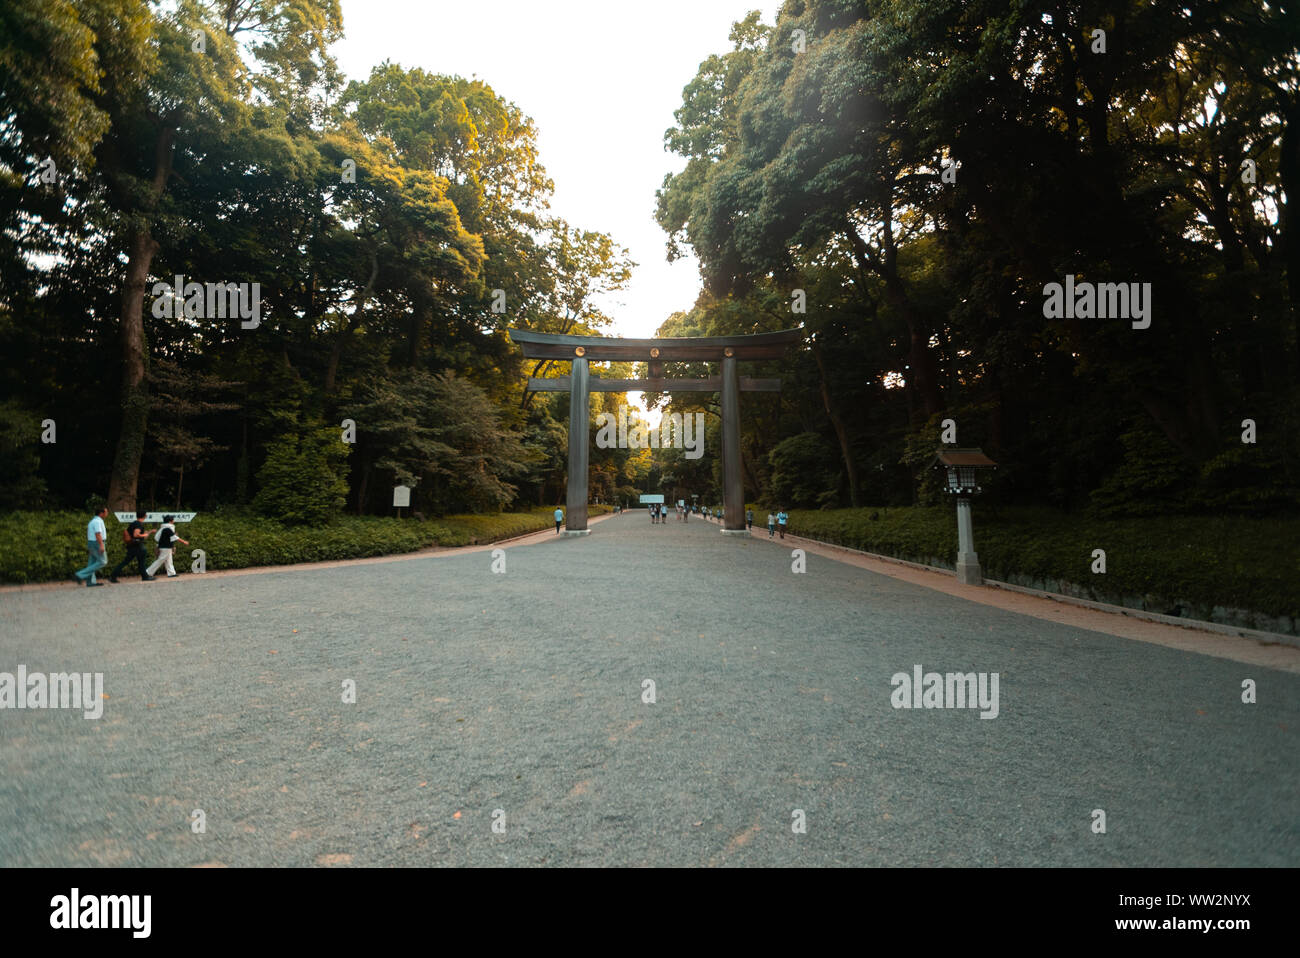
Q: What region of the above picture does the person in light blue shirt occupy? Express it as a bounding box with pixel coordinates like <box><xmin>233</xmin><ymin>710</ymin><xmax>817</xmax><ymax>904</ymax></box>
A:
<box><xmin>554</xmin><ymin>507</ymin><xmax>563</xmax><ymax>533</ymax></box>
<box><xmin>777</xmin><ymin>510</ymin><xmax>789</xmax><ymax>539</ymax></box>
<box><xmin>74</xmin><ymin>506</ymin><xmax>109</xmax><ymax>587</ymax></box>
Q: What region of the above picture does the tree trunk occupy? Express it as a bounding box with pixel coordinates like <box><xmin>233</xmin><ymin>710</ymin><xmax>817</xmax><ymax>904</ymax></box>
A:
<box><xmin>106</xmin><ymin>126</ymin><xmax>174</xmax><ymax>510</ymax></box>
<box><xmin>175</xmin><ymin>461</ymin><xmax>184</xmax><ymax>509</ymax></box>
<box><xmin>1279</xmin><ymin>99</ymin><xmax>1300</xmax><ymax>376</ymax></box>
<box><xmin>812</xmin><ymin>342</ymin><xmax>860</xmax><ymax>507</ymax></box>
<box><xmin>356</xmin><ymin>458</ymin><xmax>371</xmax><ymax>515</ymax></box>
<box><xmin>107</xmin><ymin>226</ymin><xmax>159</xmax><ymax>510</ymax></box>
<box><xmin>326</xmin><ymin>251</ymin><xmax>379</xmax><ymax>394</ymax></box>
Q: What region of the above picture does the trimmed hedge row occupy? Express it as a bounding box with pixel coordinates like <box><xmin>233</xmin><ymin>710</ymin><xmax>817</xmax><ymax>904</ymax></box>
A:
<box><xmin>0</xmin><ymin>506</ymin><xmax>610</xmax><ymax>584</ymax></box>
<box><xmin>784</xmin><ymin>506</ymin><xmax>1300</xmax><ymax>625</ymax></box>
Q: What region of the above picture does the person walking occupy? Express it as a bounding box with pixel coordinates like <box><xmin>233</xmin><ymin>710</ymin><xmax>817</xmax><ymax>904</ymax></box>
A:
<box><xmin>746</xmin><ymin>508</ymin><xmax>754</xmax><ymax>530</ymax></box>
<box><xmin>554</xmin><ymin>506</ymin><xmax>564</xmax><ymax>533</ymax></box>
<box><xmin>109</xmin><ymin>509</ymin><xmax>155</xmax><ymax>582</ymax></box>
<box><xmin>74</xmin><ymin>506</ymin><xmax>110</xmax><ymax>587</ymax></box>
<box><xmin>146</xmin><ymin>515</ymin><xmax>189</xmax><ymax>578</ymax></box>
<box><xmin>777</xmin><ymin>508</ymin><xmax>789</xmax><ymax>539</ymax></box>
<box><xmin>766</xmin><ymin>511</ymin><xmax>776</xmax><ymax>539</ymax></box>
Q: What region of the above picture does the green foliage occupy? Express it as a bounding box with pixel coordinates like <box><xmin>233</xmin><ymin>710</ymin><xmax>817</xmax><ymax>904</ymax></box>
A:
<box><xmin>1091</xmin><ymin>419</ymin><xmax>1196</xmax><ymax>518</ymax></box>
<box><xmin>252</xmin><ymin>419</ymin><xmax>351</xmax><ymax>525</ymax></box>
<box><xmin>899</xmin><ymin>415</ymin><xmax>951</xmax><ymax>507</ymax></box>
<box><xmin>0</xmin><ymin>400</ymin><xmax>47</xmax><ymax>508</ymax></box>
<box><xmin>0</xmin><ymin>505</ymin><xmax>610</xmax><ymax>583</ymax></box>
<box><xmin>767</xmin><ymin>432</ymin><xmax>839</xmax><ymax>508</ymax></box>
<box><xmin>656</xmin><ymin>0</ymin><xmax>1300</xmax><ymax>517</ymax></box>
<box><xmin>342</xmin><ymin>369</ymin><xmax>529</xmax><ymax>514</ymax></box>
<box><xmin>786</xmin><ymin>506</ymin><xmax>1300</xmax><ymax>624</ymax></box>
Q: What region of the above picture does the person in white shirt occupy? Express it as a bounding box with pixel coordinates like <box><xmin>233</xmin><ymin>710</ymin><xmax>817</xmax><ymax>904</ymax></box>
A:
<box><xmin>146</xmin><ymin>515</ymin><xmax>190</xmax><ymax>577</ymax></box>
<box><xmin>74</xmin><ymin>506</ymin><xmax>110</xmax><ymax>587</ymax></box>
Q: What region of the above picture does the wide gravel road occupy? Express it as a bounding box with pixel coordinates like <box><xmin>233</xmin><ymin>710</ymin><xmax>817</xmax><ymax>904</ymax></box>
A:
<box><xmin>1</xmin><ymin>513</ymin><xmax>1295</xmax><ymax>866</ymax></box>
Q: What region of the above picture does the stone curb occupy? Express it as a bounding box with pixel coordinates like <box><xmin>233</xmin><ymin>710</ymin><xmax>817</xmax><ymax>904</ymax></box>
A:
<box><xmin>766</xmin><ymin>531</ymin><xmax>1300</xmax><ymax>649</ymax></box>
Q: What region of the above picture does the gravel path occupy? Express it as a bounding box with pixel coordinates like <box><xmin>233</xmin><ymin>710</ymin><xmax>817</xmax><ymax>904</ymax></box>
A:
<box><xmin>1</xmin><ymin>513</ymin><xmax>1296</xmax><ymax>866</ymax></box>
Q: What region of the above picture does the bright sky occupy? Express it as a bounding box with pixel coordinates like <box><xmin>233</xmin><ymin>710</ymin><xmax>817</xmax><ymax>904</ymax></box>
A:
<box><xmin>333</xmin><ymin>0</ymin><xmax>779</xmax><ymax>342</ymax></box>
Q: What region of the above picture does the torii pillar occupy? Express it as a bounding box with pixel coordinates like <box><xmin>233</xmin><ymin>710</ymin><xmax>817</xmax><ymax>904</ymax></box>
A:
<box><xmin>720</xmin><ymin>353</ymin><xmax>744</xmax><ymax>534</ymax></box>
<box><xmin>566</xmin><ymin>355</ymin><xmax>590</xmax><ymax>534</ymax></box>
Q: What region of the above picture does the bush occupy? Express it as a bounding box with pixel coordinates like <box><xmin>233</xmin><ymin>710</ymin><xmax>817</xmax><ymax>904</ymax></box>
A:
<box><xmin>767</xmin><ymin>432</ymin><xmax>840</xmax><ymax>508</ymax></box>
<box><xmin>787</xmin><ymin>505</ymin><xmax>1300</xmax><ymax>623</ymax></box>
<box><xmin>0</xmin><ymin>505</ymin><xmax>610</xmax><ymax>583</ymax></box>
<box><xmin>252</xmin><ymin>423</ymin><xmax>351</xmax><ymax>526</ymax></box>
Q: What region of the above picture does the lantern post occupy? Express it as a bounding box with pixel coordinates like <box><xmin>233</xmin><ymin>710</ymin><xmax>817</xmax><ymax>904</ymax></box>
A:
<box><xmin>930</xmin><ymin>449</ymin><xmax>997</xmax><ymax>585</ymax></box>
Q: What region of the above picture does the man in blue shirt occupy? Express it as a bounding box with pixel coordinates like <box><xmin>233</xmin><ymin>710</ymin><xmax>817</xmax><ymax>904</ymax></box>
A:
<box><xmin>554</xmin><ymin>507</ymin><xmax>564</xmax><ymax>533</ymax></box>
<box><xmin>777</xmin><ymin>509</ymin><xmax>788</xmax><ymax>539</ymax></box>
<box><xmin>74</xmin><ymin>506</ymin><xmax>110</xmax><ymax>587</ymax></box>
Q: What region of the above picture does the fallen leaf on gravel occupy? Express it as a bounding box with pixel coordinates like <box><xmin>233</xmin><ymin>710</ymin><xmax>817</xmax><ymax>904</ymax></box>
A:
<box><xmin>452</xmin><ymin>811</ymin><xmax>461</xmax><ymax>819</ymax></box>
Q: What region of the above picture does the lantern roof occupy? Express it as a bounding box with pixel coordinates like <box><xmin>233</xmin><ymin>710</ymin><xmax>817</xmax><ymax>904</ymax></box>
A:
<box><xmin>930</xmin><ymin>448</ymin><xmax>997</xmax><ymax>468</ymax></box>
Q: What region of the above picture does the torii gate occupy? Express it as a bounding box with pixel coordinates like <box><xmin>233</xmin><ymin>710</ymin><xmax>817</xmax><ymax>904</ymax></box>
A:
<box><xmin>510</xmin><ymin>328</ymin><xmax>800</xmax><ymax>534</ymax></box>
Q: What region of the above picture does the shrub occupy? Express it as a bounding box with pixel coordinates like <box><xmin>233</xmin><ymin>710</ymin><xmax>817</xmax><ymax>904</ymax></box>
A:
<box><xmin>0</xmin><ymin>505</ymin><xmax>610</xmax><ymax>583</ymax></box>
<box><xmin>252</xmin><ymin>423</ymin><xmax>351</xmax><ymax>525</ymax></box>
<box><xmin>787</xmin><ymin>506</ymin><xmax>1299</xmax><ymax>622</ymax></box>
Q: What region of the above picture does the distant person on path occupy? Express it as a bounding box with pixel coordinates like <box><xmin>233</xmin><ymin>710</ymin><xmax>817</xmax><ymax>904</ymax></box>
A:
<box><xmin>777</xmin><ymin>509</ymin><xmax>788</xmax><ymax>539</ymax></box>
<box><xmin>146</xmin><ymin>515</ymin><xmax>189</xmax><ymax>578</ymax></box>
<box><xmin>766</xmin><ymin>511</ymin><xmax>775</xmax><ymax>539</ymax></box>
<box><xmin>554</xmin><ymin>506</ymin><xmax>564</xmax><ymax>533</ymax></box>
<box><xmin>74</xmin><ymin>506</ymin><xmax>110</xmax><ymax>587</ymax></box>
<box><xmin>109</xmin><ymin>509</ymin><xmax>155</xmax><ymax>582</ymax></box>
<box><xmin>746</xmin><ymin>508</ymin><xmax>753</xmax><ymax>530</ymax></box>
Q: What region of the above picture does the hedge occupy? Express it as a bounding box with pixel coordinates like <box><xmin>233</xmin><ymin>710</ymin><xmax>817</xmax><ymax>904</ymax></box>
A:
<box><xmin>782</xmin><ymin>506</ymin><xmax>1300</xmax><ymax>627</ymax></box>
<box><xmin>0</xmin><ymin>505</ymin><xmax>610</xmax><ymax>584</ymax></box>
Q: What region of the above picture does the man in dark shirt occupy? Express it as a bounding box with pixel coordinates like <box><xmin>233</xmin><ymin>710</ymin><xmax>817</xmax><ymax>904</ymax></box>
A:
<box><xmin>109</xmin><ymin>510</ymin><xmax>155</xmax><ymax>582</ymax></box>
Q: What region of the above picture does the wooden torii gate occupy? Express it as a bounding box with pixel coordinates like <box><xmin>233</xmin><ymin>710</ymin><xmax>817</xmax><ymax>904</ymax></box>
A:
<box><xmin>510</xmin><ymin>328</ymin><xmax>800</xmax><ymax>534</ymax></box>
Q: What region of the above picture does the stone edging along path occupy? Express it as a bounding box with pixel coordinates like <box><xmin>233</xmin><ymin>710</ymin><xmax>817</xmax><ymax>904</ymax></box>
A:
<box><xmin>702</xmin><ymin>515</ymin><xmax>1300</xmax><ymax>674</ymax></box>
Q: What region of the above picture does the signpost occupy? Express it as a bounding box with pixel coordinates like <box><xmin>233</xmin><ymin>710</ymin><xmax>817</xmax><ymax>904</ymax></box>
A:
<box><xmin>393</xmin><ymin>484</ymin><xmax>411</xmax><ymax>518</ymax></box>
<box><xmin>639</xmin><ymin>494</ymin><xmax>665</xmax><ymax>504</ymax></box>
<box><xmin>114</xmin><ymin>512</ymin><xmax>197</xmax><ymax>523</ymax></box>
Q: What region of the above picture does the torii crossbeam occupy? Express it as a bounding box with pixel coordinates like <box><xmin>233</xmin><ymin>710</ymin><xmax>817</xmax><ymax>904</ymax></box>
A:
<box><xmin>510</xmin><ymin>328</ymin><xmax>801</xmax><ymax>534</ymax></box>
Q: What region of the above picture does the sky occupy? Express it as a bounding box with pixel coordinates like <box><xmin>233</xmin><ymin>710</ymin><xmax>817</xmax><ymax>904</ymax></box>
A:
<box><xmin>333</xmin><ymin>0</ymin><xmax>780</xmax><ymax>342</ymax></box>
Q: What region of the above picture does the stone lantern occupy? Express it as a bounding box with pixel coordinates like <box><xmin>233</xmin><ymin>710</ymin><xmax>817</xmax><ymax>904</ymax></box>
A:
<box><xmin>930</xmin><ymin>448</ymin><xmax>997</xmax><ymax>585</ymax></box>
